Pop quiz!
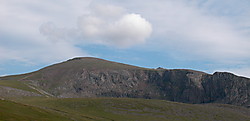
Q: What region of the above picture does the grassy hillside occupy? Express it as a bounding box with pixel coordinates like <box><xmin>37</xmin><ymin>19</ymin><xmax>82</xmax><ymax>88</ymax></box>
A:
<box><xmin>0</xmin><ymin>99</ymin><xmax>70</xmax><ymax>121</ymax></box>
<box><xmin>9</xmin><ymin>97</ymin><xmax>250</xmax><ymax>121</ymax></box>
<box><xmin>0</xmin><ymin>79</ymin><xmax>38</xmax><ymax>93</ymax></box>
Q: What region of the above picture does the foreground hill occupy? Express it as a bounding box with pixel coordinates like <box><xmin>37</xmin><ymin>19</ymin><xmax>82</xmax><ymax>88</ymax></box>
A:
<box><xmin>1</xmin><ymin>97</ymin><xmax>250</xmax><ymax>121</ymax></box>
<box><xmin>0</xmin><ymin>57</ymin><xmax>250</xmax><ymax>107</ymax></box>
<box><xmin>0</xmin><ymin>99</ymin><xmax>70</xmax><ymax>121</ymax></box>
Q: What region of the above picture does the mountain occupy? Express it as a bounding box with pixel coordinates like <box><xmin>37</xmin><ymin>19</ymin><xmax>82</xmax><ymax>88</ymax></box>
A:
<box><xmin>1</xmin><ymin>57</ymin><xmax>250</xmax><ymax>107</ymax></box>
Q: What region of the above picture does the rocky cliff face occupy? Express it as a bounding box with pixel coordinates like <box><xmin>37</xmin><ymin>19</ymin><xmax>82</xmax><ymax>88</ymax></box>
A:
<box><xmin>20</xmin><ymin>57</ymin><xmax>249</xmax><ymax>107</ymax></box>
<box><xmin>202</xmin><ymin>72</ymin><xmax>249</xmax><ymax>106</ymax></box>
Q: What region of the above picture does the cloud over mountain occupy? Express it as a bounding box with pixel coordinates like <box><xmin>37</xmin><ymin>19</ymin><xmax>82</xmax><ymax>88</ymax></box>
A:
<box><xmin>0</xmin><ymin>0</ymin><xmax>250</xmax><ymax>77</ymax></box>
<box><xmin>40</xmin><ymin>4</ymin><xmax>152</xmax><ymax>48</ymax></box>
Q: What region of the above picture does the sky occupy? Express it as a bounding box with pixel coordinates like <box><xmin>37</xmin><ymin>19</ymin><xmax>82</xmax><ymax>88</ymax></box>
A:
<box><xmin>1</xmin><ymin>0</ymin><xmax>250</xmax><ymax>77</ymax></box>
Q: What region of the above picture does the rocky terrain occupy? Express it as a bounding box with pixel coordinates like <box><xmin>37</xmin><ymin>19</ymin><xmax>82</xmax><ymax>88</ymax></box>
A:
<box><xmin>1</xmin><ymin>57</ymin><xmax>249</xmax><ymax>107</ymax></box>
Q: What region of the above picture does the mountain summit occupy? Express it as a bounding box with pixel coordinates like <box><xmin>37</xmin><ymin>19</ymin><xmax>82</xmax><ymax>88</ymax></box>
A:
<box><xmin>1</xmin><ymin>57</ymin><xmax>250</xmax><ymax>107</ymax></box>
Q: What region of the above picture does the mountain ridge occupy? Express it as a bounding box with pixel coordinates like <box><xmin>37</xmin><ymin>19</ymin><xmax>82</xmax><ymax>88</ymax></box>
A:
<box><xmin>0</xmin><ymin>57</ymin><xmax>249</xmax><ymax>107</ymax></box>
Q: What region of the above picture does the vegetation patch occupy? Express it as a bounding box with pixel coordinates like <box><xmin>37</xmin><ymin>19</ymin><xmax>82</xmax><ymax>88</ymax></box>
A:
<box><xmin>0</xmin><ymin>99</ymin><xmax>71</xmax><ymax>121</ymax></box>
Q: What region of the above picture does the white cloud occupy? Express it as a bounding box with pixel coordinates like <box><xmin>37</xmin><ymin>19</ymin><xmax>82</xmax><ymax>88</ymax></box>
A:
<box><xmin>104</xmin><ymin>14</ymin><xmax>152</xmax><ymax>47</ymax></box>
<box><xmin>0</xmin><ymin>47</ymin><xmax>28</xmax><ymax>62</ymax></box>
<box><xmin>77</xmin><ymin>12</ymin><xmax>152</xmax><ymax>48</ymax></box>
<box><xmin>0</xmin><ymin>0</ymin><xmax>91</xmax><ymax>64</ymax></box>
<box><xmin>90</xmin><ymin>4</ymin><xmax>126</xmax><ymax>18</ymax></box>
<box><xmin>120</xmin><ymin>0</ymin><xmax>250</xmax><ymax>62</ymax></box>
<box><xmin>41</xmin><ymin>4</ymin><xmax>152</xmax><ymax>48</ymax></box>
<box><xmin>0</xmin><ymin>38</ymin><xmax>88</xmax><ymax>64</ymax></box>
<box><xmin>0</xmin><ymin>0</ymin><xmax>250</xmax><ymax>78</ymax></box>
<box><xmin>1</xmin><ymin>1</ymin><xmax>152</xmax><ymax>64</ymax></box>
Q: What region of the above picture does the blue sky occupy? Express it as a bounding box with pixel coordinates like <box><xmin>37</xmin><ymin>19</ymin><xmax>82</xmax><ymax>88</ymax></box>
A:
<box><xmin>1</xmin><ymin>0</ymin><xmax>250</xmax><ymax>77</ymax></box>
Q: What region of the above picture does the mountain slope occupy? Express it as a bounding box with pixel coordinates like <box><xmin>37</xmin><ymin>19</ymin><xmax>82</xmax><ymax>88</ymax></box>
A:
<box><xmin>1</xmin><ymin>57</ymin><xmax>250</xmax><ymax>107</ymax></box>
<box><xmin>0</xmin><ymin>99</ymin><xmax>70</xmax><ymax>121</ymax></box>
<box><xmin>7</xmin><ymin>97</ymin><xmax>250</xmax><ymax>121</ymax></box>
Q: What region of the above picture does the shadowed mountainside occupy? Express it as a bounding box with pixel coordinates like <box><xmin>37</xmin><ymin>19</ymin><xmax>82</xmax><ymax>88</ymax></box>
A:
<box><xmin>1</xmin><ymin>57</ymin><xmax>250</xmax><ymax>107</ymax></box>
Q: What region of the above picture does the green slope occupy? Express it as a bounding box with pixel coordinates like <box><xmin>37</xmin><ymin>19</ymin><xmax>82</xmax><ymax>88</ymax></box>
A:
<box><xmin>0</xmin><ymin>79</ymin><xmax>38</xmax><ymax>93</ymax></box>
<box><xmin>12</xmin><ymin>97</ymin><xmax>250</xmax><ymax>121</ymax></box>
<box><xmin>0</xmin><ymin>99</ymin><xmax>71</xmax><ymax>121</ymax></box>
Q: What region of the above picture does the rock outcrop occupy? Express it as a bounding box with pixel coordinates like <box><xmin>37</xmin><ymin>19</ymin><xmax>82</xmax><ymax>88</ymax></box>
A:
<box><xmin>6</xmin><ymin>57</ymin><xmax>250</xmax><ymax>107</ymax></box>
